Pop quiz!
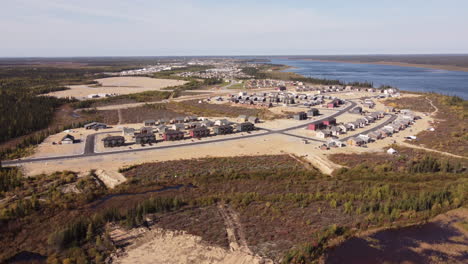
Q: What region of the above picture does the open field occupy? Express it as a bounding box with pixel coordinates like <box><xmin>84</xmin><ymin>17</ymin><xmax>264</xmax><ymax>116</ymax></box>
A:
<box><xmin>45</xmin><ymin>77</ymin><xmax>187</xmax><ymax>100</ymax></box>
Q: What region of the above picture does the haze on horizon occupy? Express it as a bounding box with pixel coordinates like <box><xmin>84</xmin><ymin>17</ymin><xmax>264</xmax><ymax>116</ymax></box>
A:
<box><xmin>1</xmin><ymin>0</ymin><xmax>468</xmax><ymax>57</ymax></box>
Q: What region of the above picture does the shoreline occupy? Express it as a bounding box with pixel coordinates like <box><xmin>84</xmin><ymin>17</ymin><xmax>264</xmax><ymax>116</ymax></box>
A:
<box><xmin>291</xmin><ymin>59</ymin><xmax>468</xmax><ymax>72</ymax></box>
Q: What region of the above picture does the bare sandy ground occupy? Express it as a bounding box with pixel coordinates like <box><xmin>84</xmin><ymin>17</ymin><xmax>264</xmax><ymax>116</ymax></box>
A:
<box><xmin>110</xmin><ymin>226</ymin><xmax>269</xmax><ymax>264</ymax></box>
<box><xmin>94</xmin><ymin>169</ymin><xmax>126</xmax><ymax>188</ymax></box>
<box><xmin>45</xmin><ymin>77</ymin><xmax>187</xmax><ymax>99</ymax></box>
<box><xmin>30</xmin><ymin>129</ymin><xmax>90</xmax><ymax>158</ymax></box>
<box><xmin>20</xmin><ymin>133</ymin><xmax>332</xmax><ymax>176</ymax></box>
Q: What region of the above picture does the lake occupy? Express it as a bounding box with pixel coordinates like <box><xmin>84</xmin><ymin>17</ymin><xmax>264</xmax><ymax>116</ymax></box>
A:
<box><xmin>269</xmin><ymin>58</ymin><xmax>468</xmax><ymax>99</ymax></box>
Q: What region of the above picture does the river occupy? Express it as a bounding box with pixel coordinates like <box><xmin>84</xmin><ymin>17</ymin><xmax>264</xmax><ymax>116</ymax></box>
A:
<box><xmin>269</xmin><ymin>58</ymin><xmax>468</xmax><ymax>99</ymax></box>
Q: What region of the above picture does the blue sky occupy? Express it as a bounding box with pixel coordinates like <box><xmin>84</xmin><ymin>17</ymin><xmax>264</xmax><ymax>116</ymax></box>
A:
<box><xmin>1</xmin><ymin>0</ymin><xmax>468</xmax><ymax>57</ymax></box>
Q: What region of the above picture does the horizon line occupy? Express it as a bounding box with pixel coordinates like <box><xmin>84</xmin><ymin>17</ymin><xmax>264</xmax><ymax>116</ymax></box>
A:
<box><xmin>1</xmin><ymin>53</ymin><xmax>468</xmax><ymax>59</ymax></box>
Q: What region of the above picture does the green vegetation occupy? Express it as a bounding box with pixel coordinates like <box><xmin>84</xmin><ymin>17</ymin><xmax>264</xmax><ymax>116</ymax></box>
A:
<box><xmin>0</xmin><ymin>154</ymin><xmax>467</xmax><ymax>263</ymax></box>
<box><xmin>0</xmin><ymin>66</ymin><xmax>128</xmax><ymax>159</ymax></box>
<box><xmin>0</xmin><ymin>167</ymin><xmax>22</xmax><ymax>194</ymax></box>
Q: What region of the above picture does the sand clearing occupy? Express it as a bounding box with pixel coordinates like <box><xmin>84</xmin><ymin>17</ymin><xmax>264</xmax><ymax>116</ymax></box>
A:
<box><xmin>45</xmin><ymin>77</ymin><xmax>187</xmax><ymax>99</ymax></box>
<box><xmin>111</xmin><ymin>226</ymin><xmax>270</xmax><ymax>264</ymax></box>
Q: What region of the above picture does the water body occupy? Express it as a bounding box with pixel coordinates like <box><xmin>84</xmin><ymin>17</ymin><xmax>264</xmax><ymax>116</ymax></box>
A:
<box><xmin>269</xmin><ymin>58</ymin><xmax>468</xmax><ymax>99</ymax></box>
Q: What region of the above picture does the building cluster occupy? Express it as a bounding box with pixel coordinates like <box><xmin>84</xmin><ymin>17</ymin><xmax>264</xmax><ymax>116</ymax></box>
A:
<box><xmin>177</xmin><ymin>67</ymin><xmax>252</xmax><ymax>80</ymax></box>
<box><xmin>295</xmin><ymin>85</ymin><xmax>400</xmax><ymax>98</ymax></box>
<box><xmin>309</xmin><ymin>111</ymin><xmax>387</xmax><ymax>139</ymax></box>
<box><xmin>115</xmin><ymin>65</ymin><xmax>185</xmax><ymax>76</ymax></box>
<box><xmin>346</xmin><ymin>109</ymin><xmax>420</xmax><ymax>147</ymax></box>
<box><xmin>244</xmin><ymin>79</ymin><xmax>294</xmax><ymax>89</ymax></box>
<box><xmin>228</xmin><ymin>91</ymin><xmax>345</xmax><ymax>109</ymax></box>
<box><xmin>102</xmin><ymin>116</ymin><xmax>256</xmax><ymax>148</ymax></box>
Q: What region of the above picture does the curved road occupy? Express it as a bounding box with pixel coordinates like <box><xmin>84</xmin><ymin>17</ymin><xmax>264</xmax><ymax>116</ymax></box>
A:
<box><xmin>3</xmin><ymin>101</ymin><xmax>356</xmax><ymax>166</ymax></box>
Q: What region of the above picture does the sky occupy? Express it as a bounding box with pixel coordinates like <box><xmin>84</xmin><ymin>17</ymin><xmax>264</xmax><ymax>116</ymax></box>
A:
<box><xmin>1</xmin><ymin>0</ymin><xmax>468</xmax><ymax>57</ymax></box>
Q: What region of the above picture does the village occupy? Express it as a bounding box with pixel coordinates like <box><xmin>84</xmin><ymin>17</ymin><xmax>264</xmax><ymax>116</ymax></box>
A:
<box><xmin>26</xmin><ymin>81</ymin><xmax>427</xmax><ymax>172</ymax></box>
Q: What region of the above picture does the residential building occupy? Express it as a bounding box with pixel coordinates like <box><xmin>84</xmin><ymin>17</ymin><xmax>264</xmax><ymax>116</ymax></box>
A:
<box><xmin>189</xmin><ymin>127</ymin><xmax>210</xmax><ymax>138</ymax></box>
<box><xmin>237</xmin><ymin>122</ymin><xmax>255</xmax><ymax>132</ymax></box>
<box><xmin>61</xmin><ymin>134</ymin><xmax>75</xmax><ymax>144</ymax></box>
<box><xmin>213</xmin><ymin>125</ymin><xmax>234</xmax><ymax>135</ymax></box>
<box><xmin>143</xmin><ymin>120</ymin><xmax>156</xmax><ymax>126</ymax></box>
<box><xmin>163</xmin><ymin>130</ymin><xmax>184</xmax><ymax>141</ymax></box>
<box><xmin>293</xmin><ymin>112</ymin><xmax>307</xmax><ymax>120</ymax></box>
<box><xmin>102</xmin><ymin>136</ymin><xmax>125</xmax><ymax>147</ymax></box>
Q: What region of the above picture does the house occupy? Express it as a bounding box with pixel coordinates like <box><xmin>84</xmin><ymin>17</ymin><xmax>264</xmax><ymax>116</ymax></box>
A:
<box><xmin>237</xmin><ymin>122</ymin><xmax>255</xmax><ymax>132</ymax></box>
<box><xmin>327</xmin><ymin>99</ymin><xmax>341</xmax><ymax>108</ymax></box>
<box><xmin>248</xmin><ymin>116</ymin><xmax>260</xmax><ymax>124</ymax></box>
<box><xmin>316</xmin><ymin>129</ymin><xmax>331</xmax><ymax>139</ymax></box>
<box><xmin>237</xmin><ymin>115</ymin><xmax>248</xmax><ymax>122</ymax></box>
<box><xmin>357</xmin><ymin>134</ymin><xmax>370</xmax><ymax>143</ymax></box>
<box><xmin>363</xmin><ymin>116</ymin><xmax>374</xmax><ymax>123</ymax></box>
<box><xmin>327</xmin><ymin>139</ymin><xmax>344</xmax><ymax>148</ymax></box>
<box><xmin>162</xmin><ymin>130</ymin><xmax>184</xmax><ymax>141</ymax></box>
<box><xmin>156</xmin><ymin>125</ymin><xmax>169</xmax><ymax>133</ymax></box>
<box><xmin>378</xmin><ymin>129</ymin><xmax>392</xmax><ymax>138</ymax></box>
<box><xmin>390</xmin><ymin>123</ymin><xmax>401</xmax><ymax>132</ymax></box>
<box><xmin>307</xmin><ymin>122</ymin><xmax>324</xmax><ymax>131</ymax></box>
<box><xmin>376</xmin><ymin>111</ymin><xmax>385</xmax><ymax>118</ymax></box>
<box><xmin>201</xmin><ymin>120</ymin><xmax>214</xmax><ymax>127</ymax></box>
<box><xmin>158</xmin><ymin>118</ymin><xmax>169</xmax><ymax>124</ymax></box>
<box><xmin>338</xmin><ymin>124</ymin><xmax>348</xmax><ymax>133</ymax></box>
<box><xmin>135</xmin><ymin>133</ymin><xmax>156</xmax><ymax>144</ymax></box>
<box><xmin>214</xmin><ymin>119</ymin><xmax>230</xmax><ymax>126</ymax></box>
<box><xmin>122</xmin><ymin>127</ymin><xmax>136</xmax><ymax>137</ymax></box>
<box><xmin>186</xmin><ymin>122</ymin><xmax>202</xmax><ymax>129</ymax></box>
<box><xmin>102</xmin><ymin>136</ymin><xmax>125</xmax><ymax>147</ymax></box>
<box><xmin>184</xmin><ymin>116</ymin><xmax>198</xmax><ymax>122</ymax></box>
<box><xmin>171</xmin><ymin>123</ymin><xmax>185</xmax><ymax>131</ymax></box>
<box><xmin>189</xmin><ymin>127</ymin><xmax>210</xmax><ymax>138</ymax></box>
<box><xmin>345</xmin><ymin>123</ymin><xmax>355</xmax><ymax>131</ymax></box>
<box><xmin>347</xmin><ymin>137</ymin><xmax>365</xmax><ymax>146</ymax></box>
<box><xmin>383</xmin><ymin>125</ymin><xmax>395</xmax><ymax>133</ymax></box>
<box><xmin>367</xmin><ymin>131</ymin><xmax>381</xmax><ymax>141</ymax></box>
<box><xmin>369</xmin><ymin>112</ymin><xmax>380</xmax><ymax>119</ymax></box>
<box><xmin>330</xmin><ymin>126</ymin><xmax>342</xmax><ymax>136</ymax></box>
<box><xmin>307</xmin><ymin>108</ymin><xmax>320</xmax><ymax>116</ymax></box>
<box><xmin>84</xmin><ymin>122</ymin><xmax>107</xmax><ymax>130</ymax></box>
<box><xmin>323</xmin><ymin>118</ymin><xmax>337</xmax><ymax>126</ymax></box>
<box><xmin>357</xmin><ymin>118</ymin><xmax>368</xmax><ymax>127</ymax></box>
<box><xmin>277</xmin><ymin>86</ymin><xmax>287</xmax><ymax>91</ymax></box>
<box><xmin>293</xmin><ymin>112</ymin><xmax>308</xmax><ymax>120</ymax></box>
<box><xmin>139</xmin><ymin>127</ymin><xmax>154</xmax><ymax>135</ymax></box>
<box><xmin>143</xmin><ymin>119</ymin><xmax>156</xmax><ymax>126</ymax></box>
<box><xmin>61</xmin><ymin>134</ymin><xmax>75</xmax><ymax>144</ymax></box>
<box><xmin>213</xmin><ymin>125</ymin><xmax>234</xmax><ymax>135</ymax></box>
<box><xmin>350</xmin><ymin>106</ymin><xmax>362</xmax><ymax>114</ymax></box>
<box><xmin>174</xmin><ymin>117</ymin><xmax>185</xmax><ymax>123</ymax></box>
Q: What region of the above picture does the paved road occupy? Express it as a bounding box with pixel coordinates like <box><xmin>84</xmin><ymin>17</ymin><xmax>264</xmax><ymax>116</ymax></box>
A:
<box><xmin>3</xmin><ymin>102</ymin><xmax>356</xmax><ymax>166</ymax></box>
